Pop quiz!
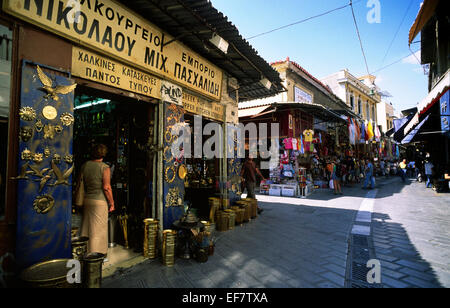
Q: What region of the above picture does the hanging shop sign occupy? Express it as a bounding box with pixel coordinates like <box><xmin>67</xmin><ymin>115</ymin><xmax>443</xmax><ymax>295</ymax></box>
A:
<box><xmin>3</xmin><ymin>0</ymin><xmax>223</xmax><ymax>101</ymax></box>
<box><xmin>440</xmin><ymin>90</ymin><xmax>449</xmax><ymax>133</ymax></box>
<box><xmin>72</xmin><ymin>46</ymin><xmax>161</xmax><ymax>99</ymax></box>
<box><xmin>182</xmin><ymin>92</ymin><xmax>225</xmax><ymax>122</ymax></box>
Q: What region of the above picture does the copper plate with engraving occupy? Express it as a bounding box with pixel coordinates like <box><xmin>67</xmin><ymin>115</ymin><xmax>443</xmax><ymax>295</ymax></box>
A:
<box><xmin>42</xmin><ymin>105</ymin><xmax>58</xmax><ymax>120</ymax></box>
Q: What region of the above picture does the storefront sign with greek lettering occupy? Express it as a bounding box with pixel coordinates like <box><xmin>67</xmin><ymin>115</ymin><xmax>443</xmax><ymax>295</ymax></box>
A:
<box><xmin>3</xmin><ymin>0</ymin><xmax>223</xmax><ymax>100</ymax></box>
<box><xmin>183</xmin><ymin>92</ymin><xmax>224</xmax><ymax>122</ymax></box>
<box><xmin>72</xmin><ymin>46</ymin><xmax>161</xmax><ymax>99</ymax></box>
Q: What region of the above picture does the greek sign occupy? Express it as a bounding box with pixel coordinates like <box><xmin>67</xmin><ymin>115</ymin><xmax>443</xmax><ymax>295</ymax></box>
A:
<box><xmin>72</xmin><ymin>46</ymin><xmax>161</xmax><ymax>99</ymax></box>
<box><xmin>3</xmin><ymin>0</ymin><xmax>223</xmax><ymax>101</ymax></box>
<box><xmin>182</xmin><ymin>92</ymin><xmax>225</xmax><ymax>122</ymax></box>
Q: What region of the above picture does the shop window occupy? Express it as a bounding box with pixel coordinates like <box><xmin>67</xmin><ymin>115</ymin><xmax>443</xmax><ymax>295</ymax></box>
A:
<box><xmin>0</xmin><ymin>24</ymin><xmax>13</xmax><ymax>219</ymax></box>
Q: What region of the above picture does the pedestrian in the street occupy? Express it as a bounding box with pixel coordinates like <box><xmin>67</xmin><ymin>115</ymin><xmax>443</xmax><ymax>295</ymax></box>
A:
<box><xmin>399</xmin><ymin>159</ymin><xmax>407</xmax><ymax>183</ymax></box>
<box><xmin>424</xmin><ymin>160</ymin><xmax>434</xmax><ymax>188</ymax></box>
<box><xmin>241</xmin><ymin>157</ymin><xmax>266</xmax><ymax>214</ymax></box>
<box><xmin>380</xmin><ymin>159</ymin><xmax>386</xmax><ymax>177</ymax></box>
<box><xmin>363</xmin><ymin>158</ymin><xmax>375</xmax><ymax>189</ymax></box>
<box><xmin>332</xmin><ymin>159</ymin><xmax>343</xmax><ymax>195</ymax></box>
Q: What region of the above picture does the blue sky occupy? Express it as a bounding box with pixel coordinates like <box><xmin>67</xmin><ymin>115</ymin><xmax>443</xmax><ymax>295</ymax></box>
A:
<box><xmin>211</xmin><ymin>0</ymin><xmax>428</xmax><ymax>113</ymax></box>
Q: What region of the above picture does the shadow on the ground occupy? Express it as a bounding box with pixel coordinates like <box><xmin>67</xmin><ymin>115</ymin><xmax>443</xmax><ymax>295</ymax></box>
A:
<box><xmin>101</xmin><ymin>183</ymin><xmax>446</xmax><ymax>288</ymax></box>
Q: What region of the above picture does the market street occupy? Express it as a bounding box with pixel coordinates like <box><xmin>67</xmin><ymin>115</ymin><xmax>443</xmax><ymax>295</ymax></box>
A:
<box><xmin>102</xmin><ymin>176</ymin><xmax>450</xmax><ymax>288</ymax></box>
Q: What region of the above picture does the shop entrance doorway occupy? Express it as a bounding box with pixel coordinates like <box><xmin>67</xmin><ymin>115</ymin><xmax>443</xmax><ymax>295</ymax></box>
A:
<box><xmin>73</xmin><ymin>85</ymin><xmax>155</xmax><ymax>267</ymax></box>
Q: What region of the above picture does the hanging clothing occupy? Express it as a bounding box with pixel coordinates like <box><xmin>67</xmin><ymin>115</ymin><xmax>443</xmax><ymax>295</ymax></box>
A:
<box><xmin>367</xmin><ymin>122</ymin><xmax>374</xmax><ymax>140</ymax></box>
<box><xmin>303</xmin><ymin>129</ymin><xmax>314</xmax><ymax>142</ymax></box>
<box><xmin>283</xmin><ymin>138</ymin><xmax>293</xmax><ymax>150</ymax></box>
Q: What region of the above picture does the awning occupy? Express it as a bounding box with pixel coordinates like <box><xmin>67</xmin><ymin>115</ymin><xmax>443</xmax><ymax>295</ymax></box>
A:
<box><xmin>408</xmin><ymin>0</ymin><xmax>440</xmax><ymax>45</ymax></box>
<box><xmin>393</xmin><ymin>114</ymin><xmax>415</xmax><ymax>143</ymax></box>
<box><xmin>238</xmin><ymin>105</ymin><xmax>273</xmax><ymax>118</ymax></box>
<box><xmin>274</xmin><ymin>102</ymin><xmax>346</xmax><ymax>123</ymax></box>
<box><xmin>401</xmin><ymin>114</ymin><xmax>431</xmax><ymax>144</ymax></box>
<box><xmin>417</xmin><ymin>71</ymin><xmax>450</xmax><ymax>115</ymax></box>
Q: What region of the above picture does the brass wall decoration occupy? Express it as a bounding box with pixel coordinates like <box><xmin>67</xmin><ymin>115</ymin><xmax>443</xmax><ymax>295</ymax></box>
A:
<box><xmin>63</xmin><ymin>155</ymin><xmax>73</xmax><ymax>164</ymax></box>
<box><xmin>44</xmin><ymin>147</ymin><xmax>51</xmax><ymax>158</ymax></box>
<box><xmin>163</xmin><ymin>146</ymin><xmax>174</xmax><ymax>163</ymax></box>
<box><xmin>164</xmin><ymin>166</ymin><xmax>176</xmax><ymax>184</ymax></box>
<box><xmin>33</xmin><ymin>195</ymin><xmax>55</xmax><ymax>214</ymax></box>
<box><xmin>21</xmin><ymin>148</ymin><xmax>33</xmax><ymax>161</ymax></box>
<box><xmin>19</xmin><ymin>107</ymin><xmax>37</xmax><ymax>121</ymax></box>
<box><xmin>32</xmin><ymin>153</ymin><xmax>44</xmax><ymax>164</ymax></box>
<box><xmin>36</xmin><ymin>65</ymin><xmax>77</xmax><ymax>102</ymax></box>
<box><xmin>28</xmin><ymin>164</ymin><xmax>50</xmax><ymax>178</ymax></box>
<box><xmin>42</xmin><ymin>105</ymin><xmax>58</xmax><ymax>120</ymax></box>
<box><xmin>20</xmin><ymin>127</ymin><xmax>33</xmax><ymax>142</ymax></box>
<box><xmin>54</xmin><ymin>125</ymin><xmax>63</xmax><ymax>134</ymax></box>
<box><xmin>60</xmin><ymin>113</ymin><xmax>74</xmax><ymax>126</ymax></box>
<box><xmin>52</xmin><ymin>154</ymin><xmax>61</xmax><ymax>164</ymax></box>
<box><xmin>43</xmin><ymin>124</ymin><xmax>55</xmax><ymax>140</ymax></box>
<box><xmin>165</xmin><ymin>187</ymin><xmax>182</xmax><ymax>208</ymax></box>
<box><xmin>11</xmin><ymin>163</ymin><xmax>30</xmax><ymax>180</ymax></box>
<box><xmin>35</xmin><ymin>119</ymin><xmax>44</xmax><ymax>133</ymax></box>
<box><xmin>178</xmin><ymin>164</ymin><xmax>187</xmax><ymax>180</ymax></box>
<box><xmin>165</xmin><ymin>129</ymin><xmax>174</xmax><ymax>144</ymax></box>
<box><xmin>50</xmin><ymin>161</ymin><xmax>73</xmax><ymax>186</ymax></box>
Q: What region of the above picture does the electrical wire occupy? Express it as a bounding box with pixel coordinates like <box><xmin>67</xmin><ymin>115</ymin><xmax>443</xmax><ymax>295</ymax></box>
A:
<box><xmin>371</xmin><ymin>48</ymin><xmax>420</xmax><ymax>74</ymax></box>
<box><xmin>380</xmin><ymin>0</ymin><xmax>415</xmax><ymax>68</ymax></box>
<box><xmin>246</xmin><ymin>0</ymin><xmax>364</xmax><ymax>40</ymax></box>
<box><xmin>350</xmin><ymin>0</ymin><xmax>370</xmax><ymax>77</ymax></box>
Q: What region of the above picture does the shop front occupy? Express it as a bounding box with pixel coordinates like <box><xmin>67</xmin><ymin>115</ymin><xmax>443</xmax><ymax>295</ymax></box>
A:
<box><xmin>1</xmin><ymin>0</ymin><xmax>285</xmax><ymax>281</ymax></box>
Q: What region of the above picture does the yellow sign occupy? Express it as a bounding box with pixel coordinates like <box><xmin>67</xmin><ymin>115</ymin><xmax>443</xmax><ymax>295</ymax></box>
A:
<box><xmin>183</xmin><ymin>92</ymin><xmax>225</xmax><ymax>122</ymax></box>
<box><xmin>4</xmin><ymin>0</ymin><xmax>223</xmax><ymax>101</ymax></box>
<box><xmin>72</xmin><ymin>46</ymin><xmax>161</xmax><ymax>99</ymax></box>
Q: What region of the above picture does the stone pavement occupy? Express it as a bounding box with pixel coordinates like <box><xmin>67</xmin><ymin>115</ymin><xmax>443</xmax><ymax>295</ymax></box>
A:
<box><xmin>102</xmin><ymin>177</ymin><xmax>450</xmax><ymax>288</ymax></box>
<box><xmin>371</xmin><ymin>178</ymin><xmax>450</xmax><ymax>288</ymax></box>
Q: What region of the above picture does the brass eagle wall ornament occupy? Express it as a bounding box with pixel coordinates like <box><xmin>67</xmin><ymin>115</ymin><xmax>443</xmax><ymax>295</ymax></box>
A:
<box><xmin>49</xmin><ymin>161</ymin><xmax>73</xmax><ymax>187</ymax></box>
<box><xmin>36</xmin><ymin>65</ymin><xmax>77</xmax><ymax>102</ymax></box>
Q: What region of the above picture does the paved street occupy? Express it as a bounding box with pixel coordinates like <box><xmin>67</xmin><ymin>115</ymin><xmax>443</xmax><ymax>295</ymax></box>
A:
<box><xmin>102</xmin><ymin>176</ymin><xmax>450</xmax><ymax>288</ymax></box>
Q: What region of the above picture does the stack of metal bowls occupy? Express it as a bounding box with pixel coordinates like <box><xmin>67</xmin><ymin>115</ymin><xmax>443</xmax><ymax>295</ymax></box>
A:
<box><xmin>244</xmin><ymin>198</ymin><xmax>258</xmax><ymax>218</ymax></box>
<box><xmin>143</xmin><ymin>218</ymin><xmax>159</xmax><ymax>259</ymax></box>
<box><xmin>224</xmin><ymin>209</ymin><xmax>236</xmax><ymax>230</ymax></box>
<box><xmin>216</xmin><ymin>211</ymin><xmax>229</xmax><ymax>232</ymax></box>
<box><xmin>162</xmin><ymin>230</ymin><xmax>177</xmax><ymax>267</ymax></box>
<box><xmin>236</xmin><ymin>200</ymin><xmax>250</xmax><ymax>222</ymax></box>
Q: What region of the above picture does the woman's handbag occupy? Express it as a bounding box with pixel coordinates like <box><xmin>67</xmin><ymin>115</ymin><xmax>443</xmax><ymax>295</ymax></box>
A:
<box><xmin>74</xmin><ymin>174</ymin><xmax>85</xmax><ymax>207</ymax></box>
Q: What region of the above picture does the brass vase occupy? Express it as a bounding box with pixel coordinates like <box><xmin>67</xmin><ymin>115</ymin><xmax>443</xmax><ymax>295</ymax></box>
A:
<box><xmin>162</xmin><ymin>230</ymin><xmax>177</xmax><ymax>267</ymax></box>
<box><xmin>143</xmin><ymin>219</ymin><xmax>159</xmax><ymax>259</ymax></box>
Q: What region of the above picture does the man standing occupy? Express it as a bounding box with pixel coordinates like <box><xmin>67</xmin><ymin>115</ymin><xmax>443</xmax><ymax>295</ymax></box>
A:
<box><xmin>363</xmin><ymin>159</ymin><xmax>375</xmax><ymax>190</ymax></box>
<box><xmin>424</xmin><ymin>160</ymin><xmax>434</xmax><ymax>188</ymax></box>
<box><xmin>399</xmin><ymin>159</ymin><xmax>407</xmax><ymax>183</ymax></box>
<box><xmin>241</xmin><ymin>157</ymin><xmax>266</xmax><ymax>213</ymax></box>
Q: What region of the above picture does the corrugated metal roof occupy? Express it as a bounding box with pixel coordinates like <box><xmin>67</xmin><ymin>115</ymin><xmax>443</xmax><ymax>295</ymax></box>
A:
<box><xmin>238</xmin><ymin>105</ymin><xmax>272</xmax><ymax>118</ymax></box>
<box><xmin>118</xmin><ymin>0</ymin><xmax>284</xmax><ymax>101</ymax></box>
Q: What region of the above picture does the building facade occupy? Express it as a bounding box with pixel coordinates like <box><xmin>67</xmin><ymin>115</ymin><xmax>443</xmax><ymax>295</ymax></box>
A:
<box><xmin>321</xmin><ymin>70</ymin><xmax>381</xmax><ymax>127</ymax></box>
<box><xmin>0</xmin><ymin>0</ymin><xmax>284</xmax><ymax>279</ymax></box>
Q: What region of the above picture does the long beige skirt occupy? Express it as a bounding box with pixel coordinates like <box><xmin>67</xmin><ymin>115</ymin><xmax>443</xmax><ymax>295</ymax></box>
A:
<box><xmin>81</xmin><ymin>199</ymin><xmax>108</xmax><ymax>255</ymax></box>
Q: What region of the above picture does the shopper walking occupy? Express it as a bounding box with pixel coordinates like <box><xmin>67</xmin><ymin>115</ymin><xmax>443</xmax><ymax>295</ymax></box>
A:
<box><xmin>332</xmin><ymin>159</ymin><xmax>343</xmax><ymax>195</ymax></box>
<box><xmin>399</xmin><ymin>159</ymin><xmax>407</xmax><ymax>183</ymax></box>
<box><xmin>424</xmin><ymin>160</ymin><xmax>434</xmax><ymax>188</ymax></box>
<box><xmin>77</xmin><ymin>144</ymin><xmax>115</xmax><ymax>256</ymax></box>
<box><xmin>363</xmin><ymin>159</ymin><xmax>375</xmax><ymax>190</ymax></box>
<box><xmin>241</xmin><ymin>157</ymin><xmax>266</xmax><ymax>213</ymax></box>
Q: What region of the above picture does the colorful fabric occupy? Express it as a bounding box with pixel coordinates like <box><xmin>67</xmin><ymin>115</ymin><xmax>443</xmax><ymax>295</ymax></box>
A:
<box><xmin>367</xmin><ymin>122</ymin><xmax>374</xmax><ymax>140</ymax></box>
<box><xmin>283</xmin><ymin>138</ymin><xmax>293</xmax><ymax>150</ymax></box>
<box><xmin>303</xmin><ymin>129</ymin><xmax>314</xmax><ymax>142</ymax></box>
